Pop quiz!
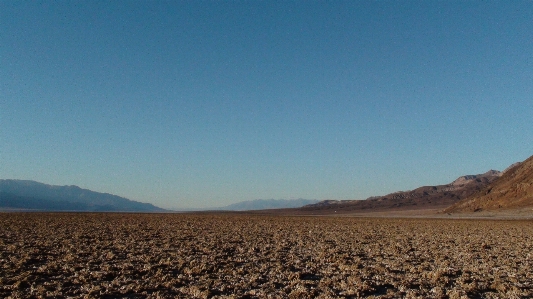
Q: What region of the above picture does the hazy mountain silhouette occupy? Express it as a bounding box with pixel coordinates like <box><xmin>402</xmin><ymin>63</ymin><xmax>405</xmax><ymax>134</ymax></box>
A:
<box><xmin>218</xmin><ymin>198</ymin><xmax>319</xmax><ymax>211</ymax></box>
<box><xmin>0</xmin><ymin>180</ymin><xmax>165</xmax><ymax>212</ymax></box>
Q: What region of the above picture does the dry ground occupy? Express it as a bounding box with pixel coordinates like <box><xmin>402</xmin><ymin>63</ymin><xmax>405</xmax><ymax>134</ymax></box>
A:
<box><xmin>1</xmin><ymin>213</ymin><xmax>532</xmax><ymax>298</ymax></box>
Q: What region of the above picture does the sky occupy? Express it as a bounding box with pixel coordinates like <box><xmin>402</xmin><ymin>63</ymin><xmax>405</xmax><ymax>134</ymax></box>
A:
<box><xmin>1</xmin><ymin>1</ymin><xmax>532</xmax><ymax>209</ymax></box>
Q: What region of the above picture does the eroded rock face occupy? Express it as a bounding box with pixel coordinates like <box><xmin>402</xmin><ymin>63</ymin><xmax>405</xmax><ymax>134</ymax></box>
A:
<box><xmin>451</xmin><ymin>170</ymin><xmax>502</xmax><ymax>187</ymax></box>
<box><xmin>300</xmin><ymin>170</ymin><xmax>503</xmax><ymax>215</ymax></box>
<box><xmin>446</xmin><ymin>155</ymin><xmax>533</xmax><ymax>213</ymax></box>
<box><xmin>1</xmin><ymin>213</ymin><xmax>533</xmax><ymax>298</ymax></box>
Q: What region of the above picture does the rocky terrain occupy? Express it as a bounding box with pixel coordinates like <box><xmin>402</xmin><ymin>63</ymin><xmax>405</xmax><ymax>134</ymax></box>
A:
<box><xmin>2</xmin><ymin>213</ymin><xmax>533</xmax><ymax>298</ymax></box>
<box><xmin>294</xmin><ymin>170</ymin><xmax>503</xmax><ymax>215</ymax></box>
<box><xmin>445</xmin><ymin>155</ymin><xmax>533</xmax><ymax>213</ymax></box>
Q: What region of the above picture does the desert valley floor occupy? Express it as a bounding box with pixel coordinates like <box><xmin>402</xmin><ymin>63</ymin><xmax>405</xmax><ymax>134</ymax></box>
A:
<box><xmin>1</xmin><ymin>213</ymin><xmax>532</xmax><ymax>298</ymax></box>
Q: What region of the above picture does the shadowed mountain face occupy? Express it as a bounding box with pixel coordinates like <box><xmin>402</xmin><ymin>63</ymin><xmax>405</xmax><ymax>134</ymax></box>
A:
<box><xmin>0</xmin><ymin>180</ymin><xmax>165</xmax><ymax>212</ymax></box>
<box><xmin>445</xmin><ymin>155</ymin><xmax>533</xmax><ymax>213</ymax></box>
<box><xmin>296</xmin><ymin>171</ymin><xmax>503</xmax><ymax>215</ymax></box>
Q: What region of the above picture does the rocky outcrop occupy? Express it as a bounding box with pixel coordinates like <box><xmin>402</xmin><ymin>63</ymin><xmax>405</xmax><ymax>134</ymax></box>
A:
<box><xmin>445</xmin><ymin>155</ymin><xmax>533</xmax><ymax>213</ymax></box>
<box><xmin>301</xmin><ymin>170</ymin><xmax>503</xmax><ymax>214</ymax></box>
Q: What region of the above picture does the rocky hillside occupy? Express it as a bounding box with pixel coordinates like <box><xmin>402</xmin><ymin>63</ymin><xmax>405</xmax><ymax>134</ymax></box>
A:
<box><xmin>297</xmin><ymin>170</ymin><xmax>503</xmax><ymax>215</ymax></box>
<box><xmin>0</xmin><ymin>180</ymin><xmax>165</xmax><ymax>212</ymax></box>
<box><xmin>445</xmin><ymin>155</ymin><xmax>533</xmax><ymax>213</ymax></box>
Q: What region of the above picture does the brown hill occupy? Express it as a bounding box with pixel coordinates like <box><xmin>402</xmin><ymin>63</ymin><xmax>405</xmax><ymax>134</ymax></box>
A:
<box><xmin>293</xmin><ymin>170</ymin><xmax>502</xmax><ymax>215</ymax></box>
<box><xmin>445</xmin><ymin>155</ymin><xmax>533</xmax><ymax>213</ymax></box>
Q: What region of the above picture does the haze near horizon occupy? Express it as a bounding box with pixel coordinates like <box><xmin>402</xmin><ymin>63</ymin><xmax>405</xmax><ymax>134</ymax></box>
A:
<box><xmin>2</xmin><ymin>1</ymin><xmax>532</xmax><ymax>209</ymax></box>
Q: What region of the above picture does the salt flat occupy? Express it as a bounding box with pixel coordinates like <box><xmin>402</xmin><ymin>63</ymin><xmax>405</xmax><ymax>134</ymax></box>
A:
<box><xmin>1</xmin><ymin>213</ymin><xmax>532</xmax><ymax>298</ymax></box>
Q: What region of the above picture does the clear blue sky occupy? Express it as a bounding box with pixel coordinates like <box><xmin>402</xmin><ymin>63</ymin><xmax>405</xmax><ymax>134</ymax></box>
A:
<box><xmin>2</xmin><ymin>1</ymin><xmax>532</xmax><ymax>209</ymax></box>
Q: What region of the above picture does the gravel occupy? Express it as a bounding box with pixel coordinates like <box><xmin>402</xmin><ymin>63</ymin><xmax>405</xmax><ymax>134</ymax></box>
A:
<box><xmin>1</xmin><ymin>213</ymin><xmax>532</xmax><ymax>298</ymax></box>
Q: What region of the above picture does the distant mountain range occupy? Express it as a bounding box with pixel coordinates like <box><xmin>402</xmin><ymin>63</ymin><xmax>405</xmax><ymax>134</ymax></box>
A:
<box><xmin>216</xmin><ymin>198</ymin><xmax>319</xmax><ymax>211</ymax></box>
<box><xmin>0</xmin><ymin>180</ymin><xmax>165</xmax><ymax>212</ymax></box>
<box><xmin>4</xmin><ymin>155</ymin><xmax>532</xmax><ymax>215</ymax></box>
<box><xmin>296</xmin><ymin>169</ymin><xmax>507</xmax><ymax>215</ymax></box>
<box><xmin>445</xmin><ymin>156</ymin><xmax>533</xmax><ymax>213</ymax></box>
<box><xmin>293</xmin><ymin>156</ymin><xmax>533</xmax><ymax>216</ymax></box>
